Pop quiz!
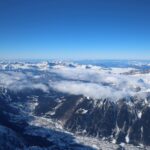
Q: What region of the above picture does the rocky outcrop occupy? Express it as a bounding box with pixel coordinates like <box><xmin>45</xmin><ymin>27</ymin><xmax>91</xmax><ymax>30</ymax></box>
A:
<box><xmin>0</xmin><ymin>125</ymin><xmax>25</xmax><ymax>150</ymax></box>
<box><xmin>44</xmin><ymin>95</ymin><xmax>150</xmax><ymax>146</ymax></box>
<box><xmin>1</xmin><ymin>87</ymin><xmax>150</xmax><ymax>147</ymax></box>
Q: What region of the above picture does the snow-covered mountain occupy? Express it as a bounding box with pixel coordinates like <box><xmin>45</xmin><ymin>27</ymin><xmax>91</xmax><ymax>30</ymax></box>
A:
<box><xmin>0</xmin><ymin>60</ymin><xmax>150</xmax><ymax>150</ymax></box>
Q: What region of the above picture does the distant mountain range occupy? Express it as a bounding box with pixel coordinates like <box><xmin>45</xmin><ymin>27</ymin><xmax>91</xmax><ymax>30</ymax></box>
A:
<box><xmin>0</xmin><ymin>60</ymin><xmax>150</xmax><ymax>150</ymax></box>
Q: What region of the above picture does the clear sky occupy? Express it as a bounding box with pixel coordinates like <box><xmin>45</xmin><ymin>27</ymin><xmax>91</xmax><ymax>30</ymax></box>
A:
<box><xmin>0</xmin><ymin>0</ymin><xmax>150</xmax><ymax>60</ymax></box>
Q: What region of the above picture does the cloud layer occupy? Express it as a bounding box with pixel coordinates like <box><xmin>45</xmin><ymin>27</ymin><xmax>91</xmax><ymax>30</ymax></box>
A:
<box><xmin>0</xmin><ymin>61</ymin><xmax>150</xmax><ymax>101</ymax></box>
<box><xmin>49</xmin><ymin>64</ymin><xmax>150</xmax><ymax>100</ymax></box>
<box><xmin>0</xmin><ymin>71</ymin><xmax>49</xmax><ymax>92</ymax></box>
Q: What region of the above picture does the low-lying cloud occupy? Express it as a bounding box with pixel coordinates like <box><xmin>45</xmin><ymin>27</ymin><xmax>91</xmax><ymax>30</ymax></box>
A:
<box><xmin>51</xmin><ymin>81</ymin><xmax>135</xmax><ymax>100</ymax></box>
<box><xmin>0</xmin><ymin>71</ymin><xmax>49</xmax><ymax>92</ymax></box>
<box><xmin>50</xmin><ymin>64</ymin><xmax>150</xmax><ymax>100</ymax></box>
<box><xmin>0</xmin><ymin>62</ymin><xmax>150</xmax><ymax>101</ymax></box>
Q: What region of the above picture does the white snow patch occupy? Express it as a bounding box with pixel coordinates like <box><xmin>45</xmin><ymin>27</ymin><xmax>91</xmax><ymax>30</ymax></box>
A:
<box><xmin>137</xmin><ymin>111</ymin><xmax>142</xmax><ymax>119</ymax></box>
<box><xmin>125</xmin><ymin>134</ymin><xmax>130</xmax><ymax>143</ymax></box>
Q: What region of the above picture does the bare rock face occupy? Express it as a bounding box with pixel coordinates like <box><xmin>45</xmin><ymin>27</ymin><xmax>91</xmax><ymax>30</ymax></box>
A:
<box><xmin>1</xmin><ymin>87</ymin><xmax>150</xmax><ymax>148</ymax></box>
<box><xmin>43</xmin><ymin>95</ymin><xmax>150</xmax><ymax>146</ymax></box>
<box><xmin>141</xmin><ymin>107</ymin><xmax>150</xmax><ymax>145</ymax></box>
<box><xmin>63</xmin><ymin>99</ymin><xmax>117</xmax><ymax>138</ymax></box>
<box><xmin>0</xmin><ymin>125</ymin><xmax>25</xmax><ymax>150</ymax></box>
<box><xmin>0</xmin><ymin>89</ymin><xmax>96</xmax><ymax>150</ymax></box>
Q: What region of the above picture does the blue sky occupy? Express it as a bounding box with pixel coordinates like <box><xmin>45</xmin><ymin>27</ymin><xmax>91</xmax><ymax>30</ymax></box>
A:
<box><xmin>0</xmin><ymin>0</ymin><xmax>150</xmax><ymax>59</ymax></box>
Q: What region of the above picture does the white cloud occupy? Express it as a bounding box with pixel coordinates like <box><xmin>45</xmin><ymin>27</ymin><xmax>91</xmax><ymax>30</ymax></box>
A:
<box><xmin>50</xmin><ymin>81</ymin><xmax>135</xmax><ymax>100</ymax></box>
<box><xmin>1</xmin><ymin>62</ymin><xmax>150</xmax><ymax>101</ymax></box>
<box><xmin>49</xmin><ymin>64</ymin><xmax>150</xmax><ymax>100</ymax></box>
<box><xmin>0</xmin><ymin>71</ymin><xmax>49</xmax><ymax>92</ymax></box>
